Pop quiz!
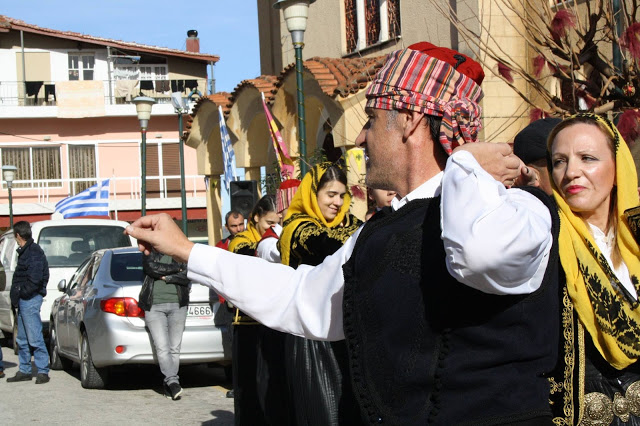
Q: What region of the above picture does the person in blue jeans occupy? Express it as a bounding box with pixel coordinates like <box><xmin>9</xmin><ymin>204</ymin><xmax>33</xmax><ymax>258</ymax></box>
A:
<box><xmin>8</xmin><ymin>221</ymin><xmax>50</xmax><ymax>384</ymax></box>
<box><xmin>139</xmin><ymin>250</ymin><xmax>190</xmax><ymax>400</ymax></box>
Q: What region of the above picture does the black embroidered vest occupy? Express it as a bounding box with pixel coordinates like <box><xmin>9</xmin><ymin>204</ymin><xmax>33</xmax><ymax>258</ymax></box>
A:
<box><xmin>342</xmin><ymin>190</ymin><xmax>560</xmax><ymax>425</ymax></box>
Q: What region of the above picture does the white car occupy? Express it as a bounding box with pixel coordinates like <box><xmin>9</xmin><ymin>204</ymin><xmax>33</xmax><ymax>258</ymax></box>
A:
<box><xmin>49</xmin><ymin>247</ymin><xmax>228</xmax><ymax>389</ymax></box>
<box><xmin>0</xmin><ymin>219</ymin><xmax>135</xmax><ymax>345</ymax></box>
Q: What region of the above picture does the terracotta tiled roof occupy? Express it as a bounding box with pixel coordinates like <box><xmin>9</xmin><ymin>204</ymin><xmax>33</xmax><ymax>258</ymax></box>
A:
<box><xmin>278</xmin><ymin>56</ymin><xmax>387</xmax><ymax>98</ymax></box>
<box><xmin>184</xmin><ymin>56</ymin><xmax>385</xmax><ymax>142</ymax></box>
<box><xmin>230</xmin><ymin>75</ymin><xmax>279</xmax><ymax>104</ymax></box>
<box><xmin>0</xmin><ymin>16</ymin><xmax>10</xmax><ymax>32</ymax></box>
<box><xmin>183</xmin><ymin>92</ymin><xmax>232</xmax><ymax>141</ymax></box>
<box><xmin>1</xmin><ymin>15</ymin><xmax>219</xmax><ymax>63</ymax></box>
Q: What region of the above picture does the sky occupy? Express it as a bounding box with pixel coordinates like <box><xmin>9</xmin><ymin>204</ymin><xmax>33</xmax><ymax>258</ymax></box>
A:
<box><xmin>1</xmin><ymin>0</ymin><xmax>262</xmax><ymax>93</ymax></box>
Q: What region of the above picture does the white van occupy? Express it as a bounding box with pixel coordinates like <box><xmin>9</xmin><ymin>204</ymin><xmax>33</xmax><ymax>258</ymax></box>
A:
<box><xmin>0</xmin><ymin>219</ymin><xmax>136</xmax><ymax>340</ymax></box>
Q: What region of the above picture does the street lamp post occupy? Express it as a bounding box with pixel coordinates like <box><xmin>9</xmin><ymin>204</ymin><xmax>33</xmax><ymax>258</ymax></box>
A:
<box><xmin>171</xmin><ymin>92</ymin><xmax>189</xmax><ymax>236</ymax></box>
<box><xmin>273</xmin><ymin>0</ymin><xmax>316</xmax><ymax>177</ymax></box>
<box><xmin>2</xmin><ymin>165</ymin><xmax>17</xmax><ymax>229</ymax></box>
<box><xmin>133</xmin><ymin>96</ymin><xmax>156</xmax><ymax>217</ymax></box>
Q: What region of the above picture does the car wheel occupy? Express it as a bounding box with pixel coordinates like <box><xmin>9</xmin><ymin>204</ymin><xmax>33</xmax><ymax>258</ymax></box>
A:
<box><xmin>80</xmin><ymin>331</ymin><xmax>108</xmax><ymax>389</ymax></box>
<box><xmin>49</xmin><ymin>325</ymin><xmax>72</xmax><ymax>371</ymax></box>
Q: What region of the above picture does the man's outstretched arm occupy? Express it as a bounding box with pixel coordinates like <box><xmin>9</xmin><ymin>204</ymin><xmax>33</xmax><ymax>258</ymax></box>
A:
<box><xmin>126</xmin><ymin>214</ymin><xmax>356</xmax><ymax>340</ymax></box>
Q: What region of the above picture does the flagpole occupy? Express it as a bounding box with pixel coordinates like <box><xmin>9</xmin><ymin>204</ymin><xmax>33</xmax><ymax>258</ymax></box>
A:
<box><xmin>111</xmin><ymin>173</ymin><xmax>118</xmax><ymax>221</ymax></box>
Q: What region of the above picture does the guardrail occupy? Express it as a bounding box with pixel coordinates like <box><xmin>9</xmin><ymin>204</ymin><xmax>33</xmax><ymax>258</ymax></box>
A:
<box><xmin>2</xmin><ymin>175</ymin><xmax>205</xmax><ymax>203</ymax></box>
<box><xmin>0</xmin><ymin>79</ymin><xmax>210</xmax><ymax>107</ymax></box>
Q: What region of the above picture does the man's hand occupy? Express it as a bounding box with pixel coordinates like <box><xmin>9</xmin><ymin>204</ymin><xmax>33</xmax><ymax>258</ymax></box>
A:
<box><xmin>125</xmin><ymin>214</ymin><xmax>194</xmax><ymax>263</ymax></box>
<box><xmin>514</xmin><ymin>165</ymin><xmax>540</xmax><ymax>188</ymax></box>
<box><xmin>453</xmin><ymin>142</ymin><xmax>521</xmax><ymax>187</ymax></box>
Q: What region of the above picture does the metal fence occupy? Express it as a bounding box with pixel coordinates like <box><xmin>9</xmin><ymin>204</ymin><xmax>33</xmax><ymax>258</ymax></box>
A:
<box><xmin>0</xmin><ymin>79</ymin><xmax>210</xmax><ymax>107</ymax></box>
<box><xmin>2</xmin><ymin>175</ymin><xmax>205</xmax><ymax>203</ymax></box>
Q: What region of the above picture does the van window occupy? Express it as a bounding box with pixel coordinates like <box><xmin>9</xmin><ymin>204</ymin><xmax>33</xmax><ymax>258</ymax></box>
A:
<box><xmin>110</xmin><ymin>252</ymin><xmax>144</xmax><ymax>283</ymax></box>
<box><xmin>1</xmin><ymin>236</ymin><xmax>16</xmax><ymax>269</ymax></box>
<box><xmin>38</xmin><ymin>225</ymin><xmax>131</xmax><ymax>268</ymax></box>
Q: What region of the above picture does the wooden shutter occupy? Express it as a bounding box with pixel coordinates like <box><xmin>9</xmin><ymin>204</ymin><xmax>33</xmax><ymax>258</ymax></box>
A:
<box><xmin>146</xmin><ymin>144</ymin><xmax>161</xmax><ymax>198</ymax></box>
<box><xmin>69</xmin><ymin>145</ymin><xmax>95</xmax><ymax>193</ymax></box>
<box><xmin>162</xmin><ymin>143</ymin><xmax>181</xmax><ymax>198</ymax></box>
<box><xmin>345</xmin><ymin>0</ymin><xmax>358</xmax><ymax>53</ymax></box>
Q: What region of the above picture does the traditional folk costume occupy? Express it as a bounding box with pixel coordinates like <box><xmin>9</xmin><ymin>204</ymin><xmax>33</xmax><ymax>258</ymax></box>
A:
<box><xmin>549</xmin><ymin>114</ymin><xmax>640</xmax><ymax>425</ymax></box>
<box><xmin>188</xmin><ymin>43</ymin><xmax>559</xmax><ymax>424</ymax></box>
<box><xmin>278</xmin><ymin>163</ymin><xmax>363</xmax><ymax>425</ymax></box>
<box><xmin>252</xmin><ymin>223</ymin><xmax>293</xmax><ymax>425</ymax></box>
<box><xmin>228</xmin><ymin>223</ymin><xmax>264</xmax><ymax>425</ymax></box>
<box><xmin>228</xmin><ymin>223</ymin><xmax>262</xmax><ymax>256</ymax></box>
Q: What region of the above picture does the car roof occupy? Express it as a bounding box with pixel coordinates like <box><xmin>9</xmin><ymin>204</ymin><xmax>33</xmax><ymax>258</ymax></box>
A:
<box><xmin>30</xmin><ymin>219</ymin><xmax>131</xmax><ymax>229</ymax></box>
<box><xmin>2</xmin><ymin>219</ymin><xmax>134</xmax><ymax>240</ymax></box>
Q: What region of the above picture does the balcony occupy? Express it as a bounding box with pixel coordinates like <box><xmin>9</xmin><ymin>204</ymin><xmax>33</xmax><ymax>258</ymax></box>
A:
<box><xmin>0</xmin><ymin>79</ymin><xmax>211</xmax><ymax>108</ymax></box>
<box><xmin>0</xmin><ymin>174</ymin><xmax>207</xmax><ymax>216</ymax></box>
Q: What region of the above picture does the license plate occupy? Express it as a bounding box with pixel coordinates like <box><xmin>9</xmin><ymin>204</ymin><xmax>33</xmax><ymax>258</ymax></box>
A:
<box><xmin>188</xmin><ymin>304</ymin><xmax>212</xmax><ymax>318</ymax></box>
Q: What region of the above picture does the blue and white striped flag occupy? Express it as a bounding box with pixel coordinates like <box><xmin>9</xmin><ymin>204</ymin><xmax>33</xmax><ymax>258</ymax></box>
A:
<box><xmin>55</xmin><ymin>179</ymin><xmax>110</xmax><ymax>219</ymax></box>
<box><xmin>218</xmin><ymin>106</ymin><xmax>237</xmax><ymax>192</ymax></box>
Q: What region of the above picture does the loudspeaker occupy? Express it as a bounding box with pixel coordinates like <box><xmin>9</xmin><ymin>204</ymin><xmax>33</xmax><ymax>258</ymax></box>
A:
<box><xmin>230</xmin><ymin>180</ymin><xmax>259</xmax><ymax>219</ymax></box>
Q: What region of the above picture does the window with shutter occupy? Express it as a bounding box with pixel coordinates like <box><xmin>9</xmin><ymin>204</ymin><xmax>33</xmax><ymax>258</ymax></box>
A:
<box><xmin>145</xmin><ymin>144</ymin><xmax>161</xmax><ymax>199</ymax></box>
<box><xmin>345</xmin><ymin>0</ymin><xmax>401</xmax><ymax>53</ymax></box>
<box><xmin>162</xmin><ymin>143</ymin><xmax>181</xmax><ymax>198</ymax></box>
<box><xmin>1</xmin><ymin>147</ymin><xmax>61</xmax><ymax>189</ymax></box>
<box><xmin>69</xmin><ymin>145</ymin><xmax>96</xmax><ymax>194</ymax></box>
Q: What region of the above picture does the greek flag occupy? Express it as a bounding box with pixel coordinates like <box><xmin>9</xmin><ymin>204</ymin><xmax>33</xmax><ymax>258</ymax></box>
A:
<box><xmin>218</xmin><ymin>106</ymin><xmax>237</xmax><ymax>192</ymax></box>
<box><xmin>55</xmin><ymin>179</ymin><xmax>110</xmax><ymax>218</ymax></box>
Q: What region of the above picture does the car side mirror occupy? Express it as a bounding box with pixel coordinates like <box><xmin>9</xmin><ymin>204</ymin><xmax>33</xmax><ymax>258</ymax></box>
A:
<box><xmin>57</xmin><ymin>279</ymin><xmax>67</xmax><ymax>292</ymax></box>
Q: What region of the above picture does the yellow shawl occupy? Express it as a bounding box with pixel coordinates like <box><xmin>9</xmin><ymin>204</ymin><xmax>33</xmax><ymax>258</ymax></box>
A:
<box><xmin>279</xmin><ymin>163</ymin><xmax>354</xmax><ymax>266</ymax></box>
<box><xmin>550</xmin><ymin>113</ymin><xmax>640</xmax><ymax>369</ymax></box>
<box><xmin>228</xmin><ymin>222</ymin><xmax>262</xmax><ymax>254</ymax></box>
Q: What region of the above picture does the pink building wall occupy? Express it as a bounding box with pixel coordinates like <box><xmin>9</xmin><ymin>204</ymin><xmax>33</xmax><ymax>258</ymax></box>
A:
<box><xmin>0</xmin><ymin>115</ymin><xmax>204</xmax><ymax>205</ymax></box>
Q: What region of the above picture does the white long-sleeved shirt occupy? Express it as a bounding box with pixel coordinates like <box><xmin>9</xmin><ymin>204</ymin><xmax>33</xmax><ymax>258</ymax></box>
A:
<box><xmin>587</xmin><ymin>222</ymin><xmax>637</xmax><ymax>300</ymax></box>
<box><xmin>255</xmin><ymin>224</ymin><xmax>282</xmax><ymax>263</ymax></box>
<box><xmin>188</xmin><ymin>150</ymin><xmax>553</xmax><ymax>341</ymax></box>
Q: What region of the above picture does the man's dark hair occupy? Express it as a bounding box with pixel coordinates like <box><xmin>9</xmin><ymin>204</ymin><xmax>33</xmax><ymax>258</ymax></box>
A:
<box><xmin>13</xmin><ymin>221</ymin><xmax>32</xmax><ymax>240</ymax></box>
<box><xmin>225</xmin><ymin>210</ymin><xmax>244</xmax><ymax>226</ymax></box>
<box><xmin>426</xmin><ymin>115</ymin><xmax>442</xmax><ymax>148</ymax></box>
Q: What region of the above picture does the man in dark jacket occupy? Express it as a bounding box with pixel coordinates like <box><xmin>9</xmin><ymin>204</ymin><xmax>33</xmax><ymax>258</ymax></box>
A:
<box><xmin>7</xmin><ymin>221</ymin><xmax>50</xmax><ymax>384</ymax></box>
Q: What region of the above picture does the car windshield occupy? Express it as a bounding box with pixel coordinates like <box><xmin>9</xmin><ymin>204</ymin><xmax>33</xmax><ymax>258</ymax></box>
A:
<box><xmin>38</xmin><ymin>225</ymin><xmax>131</xmax><ymax>267</ymax></box>
<box><xmin>110</xmin><ymin>252</ymin><xmax>144</xmax><ymax>282</ymax></box>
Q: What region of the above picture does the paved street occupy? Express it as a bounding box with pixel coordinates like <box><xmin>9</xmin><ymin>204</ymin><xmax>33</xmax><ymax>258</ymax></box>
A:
<box><xmin>0</xmin><ymin>342</ymin><xmax>235</xmax><ymax>425</ymax></box>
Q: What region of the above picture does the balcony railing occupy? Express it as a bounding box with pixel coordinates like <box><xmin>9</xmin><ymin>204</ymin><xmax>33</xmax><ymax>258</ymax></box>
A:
<box><xmin>2</xmin><ymin>175</ymin><xmax>205</xmax><ymax>204</ymax></box>
<box><xmin>0</xmin><ymin>79</ymin><xmax>211</xmax><ymax>107</ymax></box>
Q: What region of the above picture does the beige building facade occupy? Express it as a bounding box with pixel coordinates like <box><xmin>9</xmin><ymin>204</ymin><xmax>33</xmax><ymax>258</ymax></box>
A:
<box><xmin>189</xmin><ymin>0</ymin><xmax>543</xmax><ymax>243</ymax></box>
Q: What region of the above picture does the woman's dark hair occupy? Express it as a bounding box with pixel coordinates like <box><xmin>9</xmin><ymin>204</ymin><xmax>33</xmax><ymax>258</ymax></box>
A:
<box><xmin>317</xmin><ymin>164</ymin><xmax>347</xmax><ymax>192</ymax></box>
<box><xmin>250</xmin><ymin>194</ymin><xmax>278</xmax><ymax>223</ymax></box>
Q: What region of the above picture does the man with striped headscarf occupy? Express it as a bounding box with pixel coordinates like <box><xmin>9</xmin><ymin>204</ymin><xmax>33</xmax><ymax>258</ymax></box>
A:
<box><xmin>126</xmin><ymin>43</ymin><xmax>559</xmax><ymax>424</ymax></box>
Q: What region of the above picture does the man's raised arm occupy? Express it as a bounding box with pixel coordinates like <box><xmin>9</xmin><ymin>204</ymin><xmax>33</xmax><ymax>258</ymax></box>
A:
<box><xmin>125</xmin><ymin>214</ymin><xmax>355</xmax><ymax>341</ymax></box>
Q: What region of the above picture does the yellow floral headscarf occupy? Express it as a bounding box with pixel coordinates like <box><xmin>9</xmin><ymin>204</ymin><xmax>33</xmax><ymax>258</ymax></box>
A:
<box><xmin>279</xmin><ymin>163</ymin><xmax>353</xmax><ymax>265</ymax></box>
<box><xmin>228</xmin><ymin>222</ymin><xmax>262</xmax><ymax>254</ymax></box>
<box><xmin>549</xmin><ymin>113</ymin><xmax>640</xmax><ymax>369</ymax></box>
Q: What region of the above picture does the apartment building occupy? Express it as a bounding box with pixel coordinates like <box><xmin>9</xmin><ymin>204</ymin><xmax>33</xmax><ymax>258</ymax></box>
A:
<box><xmin>0</xmin><ymin>16</ymin><xmax>218</xmax><ymax>239</ymax></box>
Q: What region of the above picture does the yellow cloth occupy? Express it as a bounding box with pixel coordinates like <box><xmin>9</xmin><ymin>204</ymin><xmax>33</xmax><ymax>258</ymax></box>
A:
<box><xmin>279</xmin><ymin>163</ymin><xmax>353</xmax><ymax>266</ymax></box>
<box><xmin>550</xmin><ymin>113</ymin><xmax>640</xmax><ymax>369</ymax></box>
<box><xmin>228</xmin><ymin>222</ymin><xmax>262</xmax><ymax>254</ymax></box>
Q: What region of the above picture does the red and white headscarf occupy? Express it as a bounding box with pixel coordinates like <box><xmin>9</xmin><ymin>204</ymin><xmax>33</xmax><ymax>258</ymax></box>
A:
<box><xmin>365</xmin><ymin>43</ymin><xmax>484</xmax><ymax>154</ymax></box>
